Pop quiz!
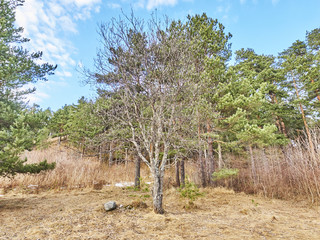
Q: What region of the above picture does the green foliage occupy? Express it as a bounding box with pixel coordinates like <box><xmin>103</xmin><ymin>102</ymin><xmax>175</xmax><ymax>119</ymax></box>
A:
<box><xmin>251</xmin><ymin>199</ymin><xmax>259</xmax><ymax>207</ymax></box>
<box><xmin>14</xmin><ymin>159</ymin><xmax>56</xmax><ymax>174</ymax></box>
<box><xmin>178</xmin><ymin>178</ymin><xmax>204</xmax><ymax>204</ymax></box>
<box><xmin>212</xmin><ymin>168</ymin><xmax>239</xmax><ymax>181</ymax></box>
<box><xmin>0</xmin><ymin>0</ymin><xmax>56</xmax><ymax>177</ymax></box>
<box><xmin>127</xmin><ymin>177</ymin><xmax>150</xmax><ymax>192</ymax></box>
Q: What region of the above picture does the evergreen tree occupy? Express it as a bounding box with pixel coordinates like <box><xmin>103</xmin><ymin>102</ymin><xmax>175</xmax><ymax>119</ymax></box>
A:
<box><xmin>0</xmin><ymin>0</ymin><xmax>56</xmax><ymax>177</ymax></box>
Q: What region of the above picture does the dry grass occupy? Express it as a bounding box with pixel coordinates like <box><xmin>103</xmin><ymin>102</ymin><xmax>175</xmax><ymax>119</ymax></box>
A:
<box><xmin>1</xmin><ymin>139</ymin><xmax>320</xmax><ymax>239</ymax></box>
<box><xmin>0</xmin><ymin>143</ymin><xmax>149</xmax><ymax>192</ymax></box>
<box><xmin>230</xmin><ymin>130</ymin><xmax>320</xmax><ymax>203</ymax></box>
<box><xmin>2</xmin><ymin>131</ymin><xmax>320</xmax><ymax>204</ymax></box>
<box><xmin>1</xmin><ymin>186</ymin><xmax>320</xmax><ymax>239</ymax></box>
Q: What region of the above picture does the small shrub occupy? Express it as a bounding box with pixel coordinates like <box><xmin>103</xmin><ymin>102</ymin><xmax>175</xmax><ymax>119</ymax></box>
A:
<box><xmin>140</xmin><ymin>177</ymin><xmax>150</xmax><ymax>192</ymax></box>
<box><xmin>212</xmin><ymin>168</ymin><xmax>239</xmax><ymax>181</ymax></box>
<box><xmin>178</xmin><ymin>178</ymin><xmax>203</xmax><ymax>207</ymax></box>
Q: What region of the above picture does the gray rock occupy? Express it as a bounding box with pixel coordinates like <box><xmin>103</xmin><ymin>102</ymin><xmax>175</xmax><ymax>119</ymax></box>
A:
<box><xmin>104</xmin><ymin>201</ymin><xmax>117</xmax><ymax>211</ymax></box>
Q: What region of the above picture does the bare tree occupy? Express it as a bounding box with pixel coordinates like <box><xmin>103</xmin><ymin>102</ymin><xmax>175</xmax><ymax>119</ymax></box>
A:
<box><xmin>91</xmin><ymin>13</ymin><xmax>193</xmax><ymax>214</ymax></box>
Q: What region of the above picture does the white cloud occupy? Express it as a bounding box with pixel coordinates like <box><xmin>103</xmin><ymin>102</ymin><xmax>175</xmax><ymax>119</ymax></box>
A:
<box><xmin>58</xmin><ymin>0</ymin><xmax>101</xmax><ymax>7</ymax></box>
<box><xmin>133</xmin><ymin>0</ymin><xmax>146</xmax><ymax>9</ymax></box>
<box><xmin>240</xmin><ymin>0</ymin><xmax>246</xmax><ymax>4</ymax></box>
<box><xmin>215</xmin><ymin>3</ymin><xmax>231</xmax><ymax>21</ymax></box>
<box><xmin>109</xmin><ymin>0</ymin><xmax>179</xmax><ymax>10</ymax></box>
<box><xmin>15</xmin><ymin>0</ymin><xmax>101</xmax><ymax>105</ymax></box>
<box><xmin>59</xmin><ymin>15</ymin><xmax>78</xmax><ymax>33</ymax></box>
<box><xmin>272</xmin><ymin>0</ymin><xmax>279</xmax><ymax>6</ymax></box>
<box><xmin>26</xmin><ymin>91</ymin><xmax>50</xmax><ymax>105</ymax></box>
<box><xmin>146</xmin><ymin>0</ymin><xmax>178</xmax><ymax>10</ymax></box>
<box><xmin>56</xmin><ymin>71</ymin><xmax>73</xmax><ymax>77</ymax></box>
<box><xmin>107</xmin><ymin>3</ymin><xmax>121</xmax><ymax>9</ymax></box>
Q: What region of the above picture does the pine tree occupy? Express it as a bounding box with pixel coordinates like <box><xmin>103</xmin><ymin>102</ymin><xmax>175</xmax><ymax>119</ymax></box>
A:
<box><xmin>0</xmin><ymin>0</ymin><xmax>56</xmax><ymax>177</ymax></box>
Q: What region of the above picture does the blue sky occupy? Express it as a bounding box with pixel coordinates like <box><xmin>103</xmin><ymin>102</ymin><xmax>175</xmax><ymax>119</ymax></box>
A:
<box><xmin>15</xmin><ymin>0</ymin><xmax>320</xmax><ymax>111</ymax></box>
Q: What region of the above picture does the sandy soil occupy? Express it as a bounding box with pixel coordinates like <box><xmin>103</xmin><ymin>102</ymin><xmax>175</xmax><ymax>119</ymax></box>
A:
<box><xmin>0</xmin><ymin>187</ymin><xmax>319</xmax><ymax>240</ymax></box>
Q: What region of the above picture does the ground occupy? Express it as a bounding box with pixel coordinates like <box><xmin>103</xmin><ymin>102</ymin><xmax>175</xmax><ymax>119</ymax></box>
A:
<box><xmin>0</xmin><ymin>186</ymin><xmax>319</xmax><ymax>240</ymax></box>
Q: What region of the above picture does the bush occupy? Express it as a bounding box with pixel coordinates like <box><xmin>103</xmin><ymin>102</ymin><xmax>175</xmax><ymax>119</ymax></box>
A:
<box><xmin>212</xmin><ymin>168</ymin><xmax>239</xmax><ymax>181</ymax></box>
<box><xmin>178</xmin><ymin>178</ymin><xmax>203</xmax><ymax>207</ymax></box>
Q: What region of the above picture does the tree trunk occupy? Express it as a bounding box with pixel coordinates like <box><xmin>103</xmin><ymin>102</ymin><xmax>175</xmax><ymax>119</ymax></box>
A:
<box><xmin>109</xmin><ymin>141</ymin><xmax>113</xmax><ymax>167</ymax></box>
<box><xmin>134</xmin><ymin>155</ymin><xmax>141</xmax><ymax>189</ymax></box>
<box><xmin>198</xmin><ymin>123</ymin><xmax>206</xmax><ymax>187</ymax></box>
<box><xmin>152</xmin><ymin>170</ymin><xmax>164</xmax><ymax>214</ymax></box>
<box><xmin>248</xmin><ymin>145</ymin><xmax>257</xmax><ymax>185</ymax></box>
<box><xmin>99</xmin><ymin>145</ymin><xmax>103</xmax><ymax>162</ymax></box>
<box><xmin>218</xmin><ymin>142</ymin><xmax>223</xmax><ymax>170</ymax></box>
<box><xmin>175</xmin><ymin>159</ymin><xmax>180</xmax><ymax>187</ymax></box>
<box><xmin>199</xmin><ymin>151</ymin><xmax>206</xmax><ymax>187</ymax></box>
<box><xmin>125</xmin><ymin>148</ymin><xmax>128</xmax><ymax>165</ymax></box>
<box><xmin>292</xmin><ymin>76</ymin><xmax>316</xmax><ymax>159</ymax></box>
<box><xmin>272</xmin><ymin>94</ymin><xmax>288</xmax><ymax>137</ymax></box>
<box><xmin>206</xmin><ymin>120</ymin><xmax>215</xmax><ymax>185</ymax></box>
<box><xmin>180</xmin><ymin>159</ymin><xmax>185</xmax><ymax>187</ymax></box>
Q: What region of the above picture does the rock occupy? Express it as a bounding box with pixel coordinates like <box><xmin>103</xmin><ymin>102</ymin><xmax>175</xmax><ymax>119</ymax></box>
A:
<box><xmin>104</xmin><ymin>201</ymin><xmax>117</xmax><ymax>211</ymax></box>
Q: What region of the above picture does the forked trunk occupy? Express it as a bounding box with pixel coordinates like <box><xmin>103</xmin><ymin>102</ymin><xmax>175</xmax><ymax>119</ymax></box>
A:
<box><xmin>152</xmin><ymin>170</ymin><xmax>164</xmax><ymax>214</ymax></box>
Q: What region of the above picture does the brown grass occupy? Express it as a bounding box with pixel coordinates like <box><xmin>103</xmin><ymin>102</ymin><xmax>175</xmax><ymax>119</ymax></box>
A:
<box><xmin>1</xmin><ymin>186</ymin><xmax>319</xmax><ymax>239</ymax></box>
<box><xmin>1</xmin><ymin>138</ymin><xmax>320</xmax><ymax>239</ymax></box>
<box><xmin>2</xmin><ymin>130</ymin><xmax>320</xmax><ymax>205</ymax></box>
<box><xmin>230</xmin><ymin>130</ymin><xmax>320</xmax><ymax>203</ymax></box>
<box><xmin>0</xmin><ymin>143</ymin><xmax>150</xmax><ymax>192</ymax></box>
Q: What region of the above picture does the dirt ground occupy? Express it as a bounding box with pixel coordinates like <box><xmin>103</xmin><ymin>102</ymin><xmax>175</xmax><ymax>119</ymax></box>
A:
<box><xmin>0</xmin><ymin>186</ymin><xmax>320</xmax><ymax>240</ymax></box>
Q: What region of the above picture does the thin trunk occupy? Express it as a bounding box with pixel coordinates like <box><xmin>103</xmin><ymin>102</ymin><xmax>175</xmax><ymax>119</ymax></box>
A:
<box><xmin>180</xmin><ymin>159</ymin><xmax>185</xmax><ymax>187</ymax></box>
<box><xmin>134</xmin><ymin>156</ymin><xmax>141</xmax><ymax>189</ymax></box>
<box><xmin>152</xmin><ymin>170</ymin><xmax>164</xmax><ymax>214</ymax></box>
<box><xmin>206</xmin><ymin>120</ymin><xmax>215</xmax><ymax>185</ymax></box>
<box><xmin>272</xmin><ymin>93</ymin><xmax>288</xmax><ymax>137</ymax></box>
<box><xmin>99</xmin><ymin>145</ymin><xmax>102</xmax><ymax>162</ymax></box>
<box><xmin>198</xmin><ymin>123</ymin><xmax>206</xmax><ymax>187</ymax></box>
<box><xmin>218</xmin><ymin>142</ymin><xmax>223</xmax><ymax>170</ymax></box>
<box><xmin>125</xmin><ymin>148</ymin><xmax>128</xmax><ymax>165</ymax></box>
<box><xmin>248</xmin><ymin>145</ymin><xmax>257</xmax><ymax>185</ymax></box>
<box><xmin>292</xmin><ymin>76</ymin><xmax>316</xmax><ymax>159</ymax></box>
<box><xmin>280</xmin><ymin>119</ymin><xmax>288</xmax><ymax>138</ymax></box>
<box><xmin>109</xmin><ymin>142</ymin><xmax>113</xmax><ymax>167</ymax></box>
<box><xmin>175</xmin><ymin>159</ymin><xmax>180</xmax><ymax>187</ymax></box>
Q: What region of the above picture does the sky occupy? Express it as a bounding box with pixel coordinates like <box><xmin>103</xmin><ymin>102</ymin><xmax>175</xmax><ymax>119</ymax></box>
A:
<box><xmin>15</xmin><ymin>0</ymin><xmax>320</xmax><ymax>111</ymax></box>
